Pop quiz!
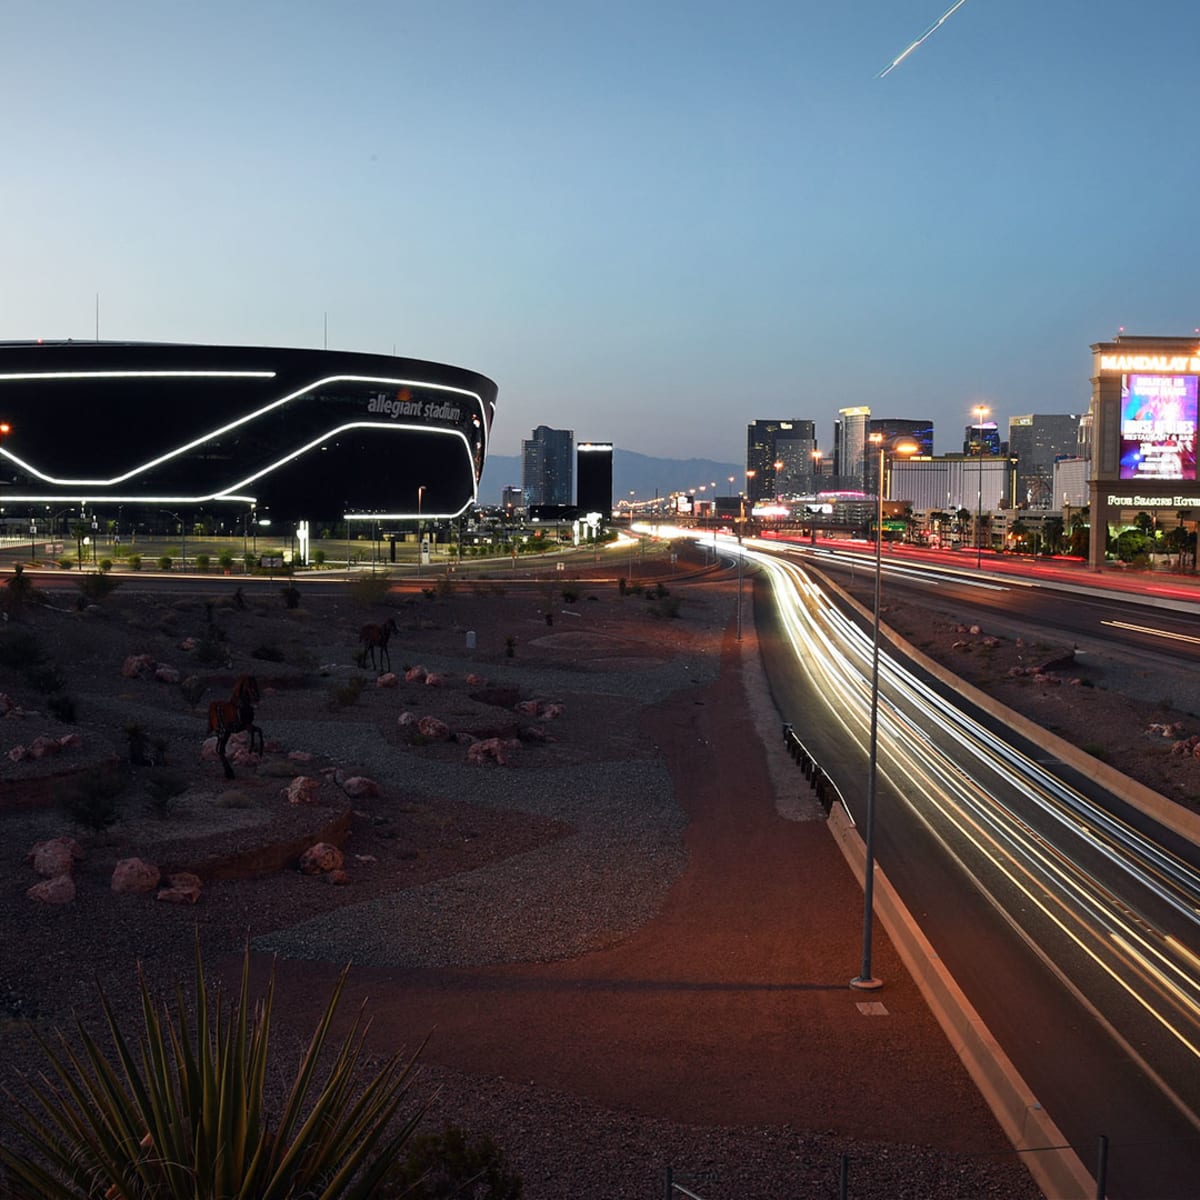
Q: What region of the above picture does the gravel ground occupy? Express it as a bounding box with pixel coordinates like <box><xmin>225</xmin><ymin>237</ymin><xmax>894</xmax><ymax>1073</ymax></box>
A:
<box><xmin>0</xmin><ymin>561</ymin><xmax>1128</xmax><ymax>1199</ymax></box>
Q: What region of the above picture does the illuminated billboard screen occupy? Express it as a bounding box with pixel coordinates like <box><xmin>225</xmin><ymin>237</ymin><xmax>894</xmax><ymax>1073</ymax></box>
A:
<box><xmin>1119</xmin><ymin>374</ymin><xmax>1198</xmax><ymax>481</ymax></box>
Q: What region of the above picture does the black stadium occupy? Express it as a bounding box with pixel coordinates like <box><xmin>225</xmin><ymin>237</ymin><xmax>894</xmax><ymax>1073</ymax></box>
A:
<box><xmin>0</xmin><ymin>341</ymin><xmax>498</xmax><ymax>527</ymax></box>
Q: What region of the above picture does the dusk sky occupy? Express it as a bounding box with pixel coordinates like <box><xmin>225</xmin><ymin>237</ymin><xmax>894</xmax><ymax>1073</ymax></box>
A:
<box><xmin>6</xmin><ymin>1</ymin><xmax>1200</xmax><ymax>461</ymax></box>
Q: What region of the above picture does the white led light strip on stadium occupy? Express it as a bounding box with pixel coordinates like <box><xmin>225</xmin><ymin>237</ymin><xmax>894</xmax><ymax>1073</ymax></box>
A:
<box><xmin>0</xmin><ymin>371</ymin><xmax>491</xmax><ymax>488</ymax></box>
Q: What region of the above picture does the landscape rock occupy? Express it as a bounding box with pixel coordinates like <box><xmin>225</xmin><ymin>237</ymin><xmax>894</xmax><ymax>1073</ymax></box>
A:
<box><xmin>404</xmin><ymin>665</ymin><xmax>427</xmax><ymax>683</ymax></box>
<box><xmin>417</xmin><ymin>715</ymin><xmax>451</xmax><ymax>741</ymax></box>
<box><xmin>466</xmin><ymin>737</ymin><xmax>520</xmax><ymax>766</ymax></box>
<box><xmin>424</xmin><ymin>671</ymin><xmax>444</xmax><ymax>687</ymax></box>
<box><xmin>341</xmin><ymin>775</ymin><xmax>380</xmax><ymax>799</ymax></box>
<box><xmin>111</xmin><ymin>858</ymin><xmax>161</xmax><ymax>895</ymax></box>
<box><xmin>284</xmin><ymin>776</ymin><xmax>322</xmax><ymax>805</ymax></box>
<box><xmin>154</xmin><ymin>664</ymin><xmax>181</xmax><ymax>684</ymax></box>
<box><xmin>27</xmin><ymin>875</ymin><xmax>76</xmax><ymax>905</ymax></box>
<box><xmin>326</xmin><ymin>869</ymin><xmax>350</xmax><ymax>885</ymax></box>
<box><xmin>121</xmin><ymin>654</ymin><xmax>157</xmax><ymax>679</ymax></box>
<box><xmin>376</xmin><ymin>672</ymin><xmax>399</xmax><ymax>688</ymax></box>
<box><xmin>299</xmin><ymin>842</ymin><xmax>344</xmax><ymax>875</ymax></box>
<box><xmin>156</xmin><ymin>872</ymin><xmax>202</xmax><ymax>904</ymax></box>
<box><xmin>26</xmin><ymin>837</ymin><xmax>86</xmax><ymax>878</ymax></box>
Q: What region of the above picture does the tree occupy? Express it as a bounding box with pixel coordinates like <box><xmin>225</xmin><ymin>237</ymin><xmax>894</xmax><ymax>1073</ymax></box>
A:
<box><xmin>1042</xmin><ymin>516</ymin><xmax>1064</xmax><ymax>555</ymax></box>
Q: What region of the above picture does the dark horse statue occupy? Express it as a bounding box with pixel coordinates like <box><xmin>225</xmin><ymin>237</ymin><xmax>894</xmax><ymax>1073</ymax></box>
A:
<box><xmin>207</xmin><ymin>674</ymin><xmax>263</xmax><ymax>780</ymax></box>
<box><xmin>358</xmin><ymin>616</ymin><xmax>399</xmax><ymax>672</ymax></box>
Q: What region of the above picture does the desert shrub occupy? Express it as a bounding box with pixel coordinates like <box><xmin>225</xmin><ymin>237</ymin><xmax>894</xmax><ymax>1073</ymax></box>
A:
<box><xmin>3</xmin><ymin>563</ymin><xmax>34</xmax><ymax>611</ymax></box>
<box><xmin>435</xmin><ymin>576</ymin><xmax>455</xmax><ymax>599</ymax></box>
<box><xmin>0</xmin><ymin>629</ymin><xmax>43</xmax><ymax>670</ymax></box>
<box><xmin>421</xmin><ymin>587</ymin><xmax>436</xmax><ymax>601</ymax></box>
<box><xmin>505</xmin><ymin>636</ymin><xmax>516</xmax><ymax>658</ymax></box>
<box><xmin>351</xmin><ymin>572</ymin><xmax>393</xmax><ymax>606</ymax></box>
<box><xmin>243</xmin><ymin>551</ymin><xmax>258</xmax><ymax>571</ymax></box>
<box><xmin>195</xmin><ymin>634</ymin><xmax>227</xmax><ymax>666</ymax></box>
<box><xmin>653</xmin><ymin>581</ymin><xmax>670</xmax><ymax>599</ymax></box>
<box><xmin>98</xmin><ymin>557</ymin><xmax>113</xmax><ymax>573</ymax></box>
<box><xmin>281</xmin><ymin>584</ymin><xmax>301</xmax><ymax>609</ymax></box>
<box><xmin>180</xmin><ymin>675</ymin><xmax>206</xmax><ymax>707</ymax></box>
<box><xmin>561</xmin><ymin>587</ymin><xmax>579</xmax><ymax>603</ymax></box>
<box><xmin>46</xmin><ymin>693</ymin><xmax>77</xmax><ymax>723</ymax></box>
<box><xmin>57</xmin><ymin>556</ymin><xmax>74</xmax><ymax>571</ymax></box>
<box><xmin>126</xmin><ymin>723</ymin><xmax>166</xmax><ymax>767</ymax></box>
<box><xmin>0</xmin><ymin>948</ymin><xmax>427</xmax><ymax>1200</ymax></box>
<box><xmin>618</xmin><ymin>576</ymin><xmax>627</xmax><ymax>595</ymax></box>
<box><xmin>24</xmin><ymin>663</ymin><xmax>66</xmax><ymax>695</ymax></box>
<box><xmin>377</xmin><ymin>1122</ymin><xmax>523</xmax><ymax>1199</ymax></box>
<box><xmin>128</xmin><ymin>553</ymin><xmax>142</xmax><ymax>570</ymax></box>
<box><xmin>144</xmin><ymin>768</ymin><xmax>188</xmax><ymax>818</ymax></box>
<box><xmin>218</xmin><ymin>550</ymin><xmax>235</xmax><ymax>571</ymax></box>
<box><xmin>648</xmin><ymin>595</ymin><xmax>682</xmax><ymax>619</ymax></box>
<box><xmin>57</xmin><ymin>764</ymin><xmax>127</xmax><ymax>833</ymax></box>
<box><xmin>77</xmin><ymin>571</ymin><xmax>121</xmax><ymax>604</ymax></box>
<box><xmin>157</xmin><ymin>554</ymin><xmax>173</xmax><ymax>571</ymax></box>
<box><xmin>252</xmin><ymin>644</ymin><xmax>285</xmax><ymax>662</ymax></box>
<box><xmin>194</xmin><ymin>552</ymin><xmax>210</xmax><ymax>570</ymax></box>
<box><xmin>329</xmin><ymin>676</ymin><xmax>365</xmax><ymax>708</ymax></box>
<box><xmin>313</xmin><ymin>548</ymin><xmax>327</xmax><ymax>567</ymax></box>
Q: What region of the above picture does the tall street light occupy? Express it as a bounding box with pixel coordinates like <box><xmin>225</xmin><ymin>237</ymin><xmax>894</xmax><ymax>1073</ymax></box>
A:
<box><xmin>417</xmin><ymin>485</ymin><xmax>426</xmax><ymax>573</ymax></box>
<box><xmin>973</xmin><ymin>405</ymin><xmax>989</xmax><ymax>570</ymax></box>
<box><xmin>737</xmin><ymin>469</ymin><xmax>757</xmax><ymax>641</ymax></box>
<box><xmin>852</xmin><ymin>434</ymin><xmax>919</xmax><ymax>992</ymax></box>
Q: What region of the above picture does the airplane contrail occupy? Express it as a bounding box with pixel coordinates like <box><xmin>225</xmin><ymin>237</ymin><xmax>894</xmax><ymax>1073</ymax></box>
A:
<box><xmin>878</xmin><ymin>0</ymin><xmax>972</xmax><ymax>78</ymax></box>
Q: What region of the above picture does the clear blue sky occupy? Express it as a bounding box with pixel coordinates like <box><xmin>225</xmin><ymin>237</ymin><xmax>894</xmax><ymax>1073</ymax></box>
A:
<box><xmin>6</xmin><ymin>0</ymin><xmax>1199</xmax><ymax>459</ymax></box>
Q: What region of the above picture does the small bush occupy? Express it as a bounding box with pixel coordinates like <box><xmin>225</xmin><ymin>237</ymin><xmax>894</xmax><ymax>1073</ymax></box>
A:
<box><xmin>46</xmin><ymin>693</ymin><xmax>77</xmax><ymax>723</ymax></box>
<box><xmin>58</xmin><ymin>556</ymin><xmax>74</xmax><ymax>571</ymax></box>
<box><xmin>215</xmin><ymin>789</ymin><xmax>255</xmax><ymax>809</ymax></box>
<box><xmin>252</xmin><ymin>644</ymin><xmax>286</xmax><ymax>662</ymax></box>
<box><xmin>144</xmin><ymin>768</ymin><xmax>188</xmax><ymax>818</ymax></box>
<box><xmin>78</xmin><ymin>572</ymin><xmax>122</xmax><ymax>604</ymax></box>
<box><xmin>195</xmin><ymin>635</ymin><xmax>227</xmax><ymax>666</ymax></box>
<box><xmin>24</xmin><ymin>664</ymin><xmax>66</xmax><ymax>695</ymax></box>
<box><xmin>4</xmin><ymin>563</ymin><xmax>34</xmax><ymax>612</ymax></box>
<box><xmin>0</xmin><ymin>629</ymin><xmax>43</xmax><ymax>670</ymax></box>
<box><xmin>561</xmin><ymin>587</ymin><xmax>579</xmax><ymax>603</ymax></box>
<box><xmin>378</xmin><ymin>1122</ymin><xmax>523</xmax><ymax>1199</ymax></box>
<box><xmin>195</xmin><ymin>552</ymin><xmax>210</xmax><ymax>571</ymax></box>
<box><xmin>243</xmin><ymin>552</ymin><xmax>259</xmax><ymax>571</ymax></box>
<box><xmin>505</xmin><ymin>636</ymin><xmax>516</xmax><ymax>658</ymax></box>
<box><xmin>98</xmin><ymin>557</ymin><xmax>113</xmax><ymax>573</ymax></box>
<box><xmin>648</xmin><ymin>596</ymin><xmax>682</xmax><ymax>619</ymax></box>
<box><xmin>281</xmin><ymin>585</ymin><xmax>301</xmax><ymax>609</ymax></box>
<box><xmin>218</xmin><ymin>550</ymin><xmax>235</xmax><ymax>571</ymax></box>
<box><xmin>328</xmin><ymin>676</ymin><xmax>365</xmax><ymax>708</ymax></box>
<box><xmin>157</xmin><ymin>554</ymin><xmax>174</xmax><ymax>571</ymax></box>
<box><xmin>351</xmin><ymin>573</ymin><xmax>393</xmax><ymax>606</ymax></box>
<box><xmin>128</xmin><ymin>553</ymin><xmax>142</xmax><ymax>570</ymax></box>
<box><xmin>180</xmin><ymin>675</ymin><xmax>206</xmax><ymax>708</ymax></box>
<box><xmin>313</xmin><ymin>548</ymin><xmax>327</xmax><ymax>567</ymax></box>
<box><xmin>421</xmin><ymin>587</ymin><xmax>436</xmax><ymax>601</ymax></box>
<box><xmin>57</xmin><ymin>765</ymin><xmax>127</xmax><ymax>832</ymax></box>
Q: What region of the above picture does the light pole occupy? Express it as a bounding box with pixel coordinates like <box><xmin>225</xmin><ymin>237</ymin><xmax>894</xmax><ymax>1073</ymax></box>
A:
<box><xmin>737</xmin><ymin>469</ymin><xmax>757</xmax><ymax>641</ymax></box>
<box><xmin>417</xmin><ymin>485</ymin><xmax>426</xmax><ymax>574</ymax></box>
<box><xmin>852</xmin><ymin>434</ymin><xmax>918</xmax><ymax>991</ymax></box>
<box><xmin>973</xmin><ymin>404</ymin><xmax>989</xmax><ymax>570</ymax></box>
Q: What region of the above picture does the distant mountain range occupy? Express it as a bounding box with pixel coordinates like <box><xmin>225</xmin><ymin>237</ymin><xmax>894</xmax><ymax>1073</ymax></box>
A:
<box><xmin>478</xmin><ymin>448</ymin><xmax>743</xmax><ymax>506</ymax></box>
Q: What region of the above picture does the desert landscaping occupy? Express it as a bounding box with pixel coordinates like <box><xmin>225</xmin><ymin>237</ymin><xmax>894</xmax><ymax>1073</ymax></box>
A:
<box><xmin>1</xmin><ymin>549</ymin><xmax>1195</xmax><ymax>1197</ymax></box>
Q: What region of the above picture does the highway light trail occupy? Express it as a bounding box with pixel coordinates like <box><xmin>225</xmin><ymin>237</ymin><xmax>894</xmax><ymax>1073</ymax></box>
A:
<box><xmin>1102</xmin><ymin>619</ymin><xmax>1200</xmax><ymax>646</ymax></box>
<box><xmin>747</xmin><ymin>545</ymin><xmax>1200</xmax><ymax>1122</ymax></box>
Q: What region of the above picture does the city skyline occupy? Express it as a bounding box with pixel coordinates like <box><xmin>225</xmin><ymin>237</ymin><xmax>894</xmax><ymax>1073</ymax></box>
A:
<box><xmin>6</xmin><ymin>2</ymin><xmax>1199</xmax><ymax>465</ymax></box>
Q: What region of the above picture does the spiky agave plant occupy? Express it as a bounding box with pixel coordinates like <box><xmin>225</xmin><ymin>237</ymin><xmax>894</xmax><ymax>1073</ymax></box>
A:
<box><xmin>0</xmin><ymin>943</ymin><xmax>427</xmax><ymax>1199</ymax></box>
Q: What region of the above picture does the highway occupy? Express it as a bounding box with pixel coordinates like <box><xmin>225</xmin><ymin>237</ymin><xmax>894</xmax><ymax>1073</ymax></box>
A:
<box><xmin>738</xmin><ymin>542</ymin><xmax>1200</xmax><ymax>1199</ymax></box>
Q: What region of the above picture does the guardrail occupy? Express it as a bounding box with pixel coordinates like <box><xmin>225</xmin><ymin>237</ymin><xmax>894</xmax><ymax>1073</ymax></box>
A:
<box><xmin>781</xmin><ymin>722</ymin><xmax>844</xmax><ymax>817</ymax></box>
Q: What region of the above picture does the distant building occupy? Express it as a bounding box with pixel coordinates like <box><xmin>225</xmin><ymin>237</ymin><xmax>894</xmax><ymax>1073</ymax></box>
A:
<box><xmin>834</xmin><ymin>407</ymin><xmax>871</xmax><ymax>490</ymax></box>
<box><xmin>746</xmin><ymin>419</ymin><xmax>814</xmax><ymax>501</ymax></box>
<box><xmin>1053</xmin><ymin>457</ymin><xmax>1089</xmax><ymax>509</ymax></box>
<box><xmin>522</xmin><ymin>425</ymin><xmax>573</xmax><ymax>507</ymax></box>
<box><xmin>1008</xmin><ymin>413</ymin><xmax>1083</xmax><ymax>508</ymax></box>
<box><xmin>866</xmin><ymin>417</ymin><xmax>934</xmax><ymax>496</ymax></box>
<box><xmin>890</xmin><ymin>454</ymin><xmax>1014</xmax><ymax>513</ymax></box>
<box><xmin>576</xmin><ymin>441</ymin><xmax>613</xmax><ymax>519</ymax></box>
<box><xmin>501</xmin><ymin>486</ymin><xmax>523</xmax><ymax>515</ymax></box>
<box><xmin>963</xmin><ymin>419</ymin><xmax>1002</xmax><ymax>456</ymax></box>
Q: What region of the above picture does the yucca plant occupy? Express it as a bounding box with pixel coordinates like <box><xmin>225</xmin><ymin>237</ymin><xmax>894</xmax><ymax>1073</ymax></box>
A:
<box><xmin>0</xmin><ymin>943</ymin><xmax>428</xmax><ymax>1199</ymax></box>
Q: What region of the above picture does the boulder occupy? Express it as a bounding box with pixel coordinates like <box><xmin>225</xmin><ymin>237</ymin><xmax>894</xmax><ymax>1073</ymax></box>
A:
<box><xmin>288</xmin><ymin>750</ymin><xmax>316</xmax><ymax>762</ymax></box>
<box><xmin>28</xmin><ymin>736</ymin><xmax>61</xmax><ymax>760</ymax></box>
<box><xmin>7</xmin><ymin>745</ymin><xmax>26</xmax><ymax>763</ymax></box>
<box><xmin>299</xmin><ymin>843</ymin><xmax>344</xmax><ymax>875</ymax></box>
<box><xmin>376</xmin><ymin>672</ymin><xmax>399</xmax><ymax>688</ymax></box>
<box><xmin>56</xmin><ymin>732</ymin><xmax>82</xmax><ymax>749</ymax></box>
<box><xmin>424</xmin><ymin>672</ymin><xmax>445</xmax><ymax>687</ymax></box>
<box><xmin>112</xmin><ymin>858</ymin><xmax>161</xmax><ymax>895</ymax></box>
<box><xmin>154</xmin><ymin>665</ymin><xmax>181</xmax><ymax>685</ymax></box>
<box><xmin>27</xmin><ymin>837</ymin><xmax>85</xmax><ymax>878</ymax></box>
<box><xmin>121</xmin><ymin>654</ymin><xmax>157</xmax><ymax>679</ymax></box>
<box><xmin>326</xmin><ymin>869</ymin><xmax>350</xmax><ymax>886</ymax></box>
<box><xmin>342</xmin><ymin>776</ymin><xmax>381</xmax><ymax>799</ymax></box>
<box><xmin>465</xmin><ymin>673</ymin><xmax>486</xmax><ymax>687</ymax></box>
<box><xmin>404</xmin><ymin>665</ymin><xmax>427</xmax><ymax>683</ymax></box>
<box><xmin>417</xmin><ymin>715</ymin><xmax>451</xmax><ymax>741</ymax></box>
<box><xmin>156</xmin><ymin>872</ymin><xmax>202</xmax><ymax>905</ymax></box>
<box><xmin>466</xmin><ymin>737</ymin><xmax>519</xmax><ymax>767</ymax></box>
<box><xmin>541</xmin><ymin>703</ymin><xmax>566</xmax><ymax>720</ymax></box>
<box><xmin>27</xmin><ymin>875</ymin><xmax>76</xmax><ymax>905</ymax></box>
<box><xmin>515</xmin><ymin>700</ymin><xmax>540</xmax><ymax>716</ymax></box>
<box><xmin>284</xmin><ymin>776</ymin><xmax>322</xmax><ymax>806</ymax></box>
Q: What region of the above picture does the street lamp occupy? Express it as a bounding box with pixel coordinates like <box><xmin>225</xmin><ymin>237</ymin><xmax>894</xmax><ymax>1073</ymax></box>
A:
<box><xmin>417</xmin><ymin>485</ymin><xmax>426</xmax><ymax>573</ymax></box>
<box><xmin>973</xmin><ymin>404</ymin><xmax>989</xmax><ymax>570</ymax></box>
<box><xmin>852</xmin><ymin>434</ymin><xmax>919</xmax><ymax>992</ymax></box>
<box><xmin>737</xmin><ymin>469</ymin><xmax>757</xmax><ymax>641</ymax></box>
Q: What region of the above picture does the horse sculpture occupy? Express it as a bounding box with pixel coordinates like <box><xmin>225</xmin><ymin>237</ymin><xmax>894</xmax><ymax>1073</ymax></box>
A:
<box><xmin>207</xmin><ymin>674</ymin><xmax>263</xmax><ymax>780</ymax></box>
<box><xmin>359</xmin><ymin>616</ymin><xmax>399</xmax><ymax>672</ymax></box>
